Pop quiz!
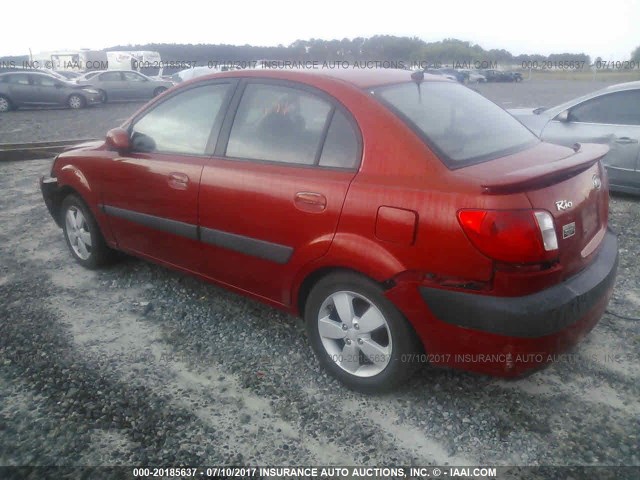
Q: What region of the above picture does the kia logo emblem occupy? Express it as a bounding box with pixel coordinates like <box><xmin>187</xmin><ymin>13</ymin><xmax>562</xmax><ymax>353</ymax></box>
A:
<box><xmin>555</xmin><ymin>200</ymin><xmax>573</xmax><ymax>211</ymax></box>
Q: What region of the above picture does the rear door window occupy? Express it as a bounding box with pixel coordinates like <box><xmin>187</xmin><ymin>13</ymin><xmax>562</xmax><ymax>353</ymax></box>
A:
<box><xmin>99</xmin><ymin>71</ymin><xmax>122</xmax><ymax>81</ymax></box>
<box><xmin>318</xmin><ymin>110</ymin><xmax>360</xmax><ymax>169</ymax></box>
<box><xmin>123</xmin><ymin>71</ymin><xmax>147</xmax><ymax>82</ymax></box>
<box><xmin>226</xmin><ymin>83</ymin><xmax>332</xmax><ymax>165</ymax></box>
<box><xmin>33</xmin><ymin>75</ymin><xmax>58</xmax><ymax>87</ymax></box>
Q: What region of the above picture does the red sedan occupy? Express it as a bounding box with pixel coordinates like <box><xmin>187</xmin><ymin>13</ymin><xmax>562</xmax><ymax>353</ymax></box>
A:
<box><xmin>41</xmin><ymin>69</ymin><xmax>618</xmax><ymax>392</ymax></box>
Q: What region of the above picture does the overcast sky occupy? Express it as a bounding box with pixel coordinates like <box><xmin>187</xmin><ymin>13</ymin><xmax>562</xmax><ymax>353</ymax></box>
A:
<box><xmin>3</xmin><ymin>0</ymin><xmax>639</xmax><ymax>61</ymax></box>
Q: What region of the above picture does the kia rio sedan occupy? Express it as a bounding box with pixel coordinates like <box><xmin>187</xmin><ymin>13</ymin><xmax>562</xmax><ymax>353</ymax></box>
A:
<box><xmin>41</xmin><ymin>69</ymin><xmax>618</xmax><ymax>392</ymax></box>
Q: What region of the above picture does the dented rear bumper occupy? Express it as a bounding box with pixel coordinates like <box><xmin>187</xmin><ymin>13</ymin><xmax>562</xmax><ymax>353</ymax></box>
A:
<box><xmin>419</xmin><ymin>229</ymin><xmax>618</xmax><ymax>338</ymax></box>
<box><xmin>385</xmin><ymin>229</ymin><xmax>618</xmax><ymax>376</ymax></box>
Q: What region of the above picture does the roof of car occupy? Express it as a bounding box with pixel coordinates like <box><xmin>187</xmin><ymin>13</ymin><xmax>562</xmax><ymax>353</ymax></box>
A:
<box><xmin>212</xmin><ymin>68</ymin><xmax>449</xmax><ymax>88</ymax></box>
<box><xmin>605</xmin><ymin>80</ymin><xmax>640</xmax><ymax>91</ymax></box>
<box><xmin>0</xmin><ymin>71</ymin><xmax>57</xmax><ymax>77</ymax></box>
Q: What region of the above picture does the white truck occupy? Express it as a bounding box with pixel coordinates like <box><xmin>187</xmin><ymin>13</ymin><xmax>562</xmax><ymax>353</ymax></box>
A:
<box><xmin>30</xmin><ymin>50</ymin><xmax>108</xmax><ymax>72</ymax></box>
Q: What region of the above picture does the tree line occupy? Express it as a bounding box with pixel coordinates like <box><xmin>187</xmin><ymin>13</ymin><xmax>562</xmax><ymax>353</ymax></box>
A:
<box><xmin>1</xmin><ymin>37</ymin><xmax>601</xmax><ymax>67</ymax></box>
<box><xmin>105</xmin><ymin>37</ymin><xmax>592</xmax><ymax>66</ymax></box>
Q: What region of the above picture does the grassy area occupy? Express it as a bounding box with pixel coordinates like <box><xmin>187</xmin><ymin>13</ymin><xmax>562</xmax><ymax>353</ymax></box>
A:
<box><xmin>519</xmin><ymin>69</ymin><xmax>640</xmax><ymax>82</ymax></box>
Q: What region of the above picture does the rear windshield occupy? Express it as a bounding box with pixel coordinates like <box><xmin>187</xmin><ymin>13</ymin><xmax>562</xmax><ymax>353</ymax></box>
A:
<box><xmin>371</xmin><ymin>82</ymin><xmax>538</xmax><ymax>168</ymax></box>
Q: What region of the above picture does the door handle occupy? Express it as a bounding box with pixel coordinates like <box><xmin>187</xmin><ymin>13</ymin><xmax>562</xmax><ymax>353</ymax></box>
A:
<box><xmin>615</xmin><ymin>137</ymin><xmax>639</xmax><ymax>144</ymax></box>
<box><xmin>168</xmin><ymin>172</ymin><xmax>189</xmax><ymax>190</ymax></box>
<box><xmin>294</xmin><ymin>192</ymin><xmax>327</xmax><ymax>213</ymax></box>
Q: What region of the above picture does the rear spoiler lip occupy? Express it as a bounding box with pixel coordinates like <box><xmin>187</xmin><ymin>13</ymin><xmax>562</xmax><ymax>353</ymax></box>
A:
<box><xmin>480</xmin><ymin>143</ymin><xmax>609</xmax><ymax>195</ymax></box>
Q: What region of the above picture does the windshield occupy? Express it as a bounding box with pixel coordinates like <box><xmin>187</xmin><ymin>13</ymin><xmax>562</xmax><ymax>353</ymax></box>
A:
<box><xmin>372</xmin><ymin>82</ymin><xmax>538</xmax><ymax>167</ymax></box>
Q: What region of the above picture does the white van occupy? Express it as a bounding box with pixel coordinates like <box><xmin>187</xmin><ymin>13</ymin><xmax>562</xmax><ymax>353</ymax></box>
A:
<box><xmin>30</xmin><ymin>50</ymin><xmax>108</xmax><ymax>72</ymax></box>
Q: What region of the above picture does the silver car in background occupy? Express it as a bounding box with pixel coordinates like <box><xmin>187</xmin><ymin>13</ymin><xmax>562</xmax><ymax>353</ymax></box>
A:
<box><xmin>77</xmin><ymin>70</ymin><xmax>173</xmax><ymax>103</ymax></box>
<box><xmin>460</xmin><ymin>69</ymin><xmax>487</xmax><ymax>83</ymax></box>
<box><xmin>0</xmin><ymin>72</ymin><xmax>102</xmax><ymax>112</ymax></box>
<box><xmin>511</xmin><ymin>81</ymin><xmax>640</xmax><ymax>195</ymax></box>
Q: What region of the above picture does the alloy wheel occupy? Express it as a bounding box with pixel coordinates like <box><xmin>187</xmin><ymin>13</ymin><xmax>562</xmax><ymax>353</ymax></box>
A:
<box><xmin>69</xmin><ymin>95</ymin><xmax>83</xmax><ymax>109</ymax></box>
<box><xmin>65</xmin><ymin>206</ymin><xmax>92</xmax><ymax>260</ymax></box>
<box><xmin>317</xmin><ymin>290</ymin><xmax>392</xmax><ymax>377</ymax></box>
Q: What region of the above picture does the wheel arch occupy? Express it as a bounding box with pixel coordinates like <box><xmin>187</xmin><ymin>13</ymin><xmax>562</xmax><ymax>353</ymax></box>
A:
<box><xmin>293</xmin><ymin>235</ymin><xmax>408</xmax><ymax>315</ymax></box>
<box><xmin>297</xmin><ymin>267</ymin><xmax>374</xmax><ymax>317</ymax></box>
<box><xmin>53</xmin><ymin>168</ymin><xmax>116</xmax><ymax>246</ymax></box>
<box><xmin>51</xmin><ymin>184</ymin><xmax>81</xmax><ymax>227</ymax></box>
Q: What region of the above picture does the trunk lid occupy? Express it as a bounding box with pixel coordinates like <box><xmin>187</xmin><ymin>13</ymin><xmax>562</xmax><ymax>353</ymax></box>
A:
<box><xmin>459</xmin><ymin>142</ymin><xmax>609</xmax><ymax>279</ymax></box>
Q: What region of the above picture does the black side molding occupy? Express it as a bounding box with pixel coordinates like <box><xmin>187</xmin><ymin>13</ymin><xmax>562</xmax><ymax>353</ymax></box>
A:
<box><xmin>420</xmin><ymin>230</ymin><xmax>618</xmax><ymax>338</ymax></box>
<box><xmin>100</xmin><ymin>204</ymin><xmax>293</xmax><ymax>264</ymax></box>
<box><xmin>200</xmin><ymin>227</ymin><xmax>293</xmax><ymax>264</ymax></box>
<box><xmin>102</xmin><ymin>205</ymin><xmax>198</xmax><ymax>241</ymax></box>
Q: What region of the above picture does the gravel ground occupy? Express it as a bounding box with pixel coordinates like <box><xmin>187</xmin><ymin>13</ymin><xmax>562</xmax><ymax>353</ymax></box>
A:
<box><xmin>473</xmin><ymin>79</ymin><xmax>624</xmax><ymax>109</ymax></box>
<box><xmin>0</xmin><ymin>159</ymin><xmax>638</xmax><ymax>474</ymax></box>
<box><xmin>0</xmin><ymin>79</ymin><xmax>628</xmax><ymax>145</ymax></box>
<box><xmin>0</xmin><ymin>103</ymin><xmax>143</xmax><ymax>144</ymax></box>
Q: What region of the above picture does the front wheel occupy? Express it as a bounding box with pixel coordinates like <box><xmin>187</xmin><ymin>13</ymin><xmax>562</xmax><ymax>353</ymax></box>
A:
<box><xmin>153</xmin><ymin>87</ymin><xmax>167</xmax><ymax>97</ymax></box>
<box><xmin>305</xmin><ymin>272</ymin><xmax>422</xmax><ymax>393</ymax></box>
<box><xmin>68</xmin><ymin>94</ymin><xmax>85</xmax><ymax>109</ymax></box>
<box><xmin>98</xmin><ymin>89</ymin><xmax>107</xmax><ymax>103</ymax></box>
<box><xmin>61</xmin><ymin>194</ymin><xmax>115</xmax><ymax>269</ymax></box>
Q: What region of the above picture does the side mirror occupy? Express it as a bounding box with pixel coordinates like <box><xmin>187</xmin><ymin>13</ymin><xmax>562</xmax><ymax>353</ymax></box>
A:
<box><xmin>105</xmin><ymin>127</ymin><xmax>130</xmax><ymax>152</ymax></box>
<box><xmin>556</xmin><ymin>110</ymin><xmax>570</xmax><ymax>122</ymax></box>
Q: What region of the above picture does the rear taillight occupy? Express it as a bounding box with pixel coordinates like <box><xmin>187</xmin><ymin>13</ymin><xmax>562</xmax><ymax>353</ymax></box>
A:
<box><xmin>457</xmin><ymin>209</ymin><xmax>559</xmax><ymax>264</ymax></box>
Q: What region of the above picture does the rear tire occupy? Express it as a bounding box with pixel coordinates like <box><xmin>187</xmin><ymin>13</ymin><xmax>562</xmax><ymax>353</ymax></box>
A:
<box><xmin>304</xmin><ymin>272</ymin><xmax>422</xmax><ymax>393</ymax></box>
<box><xmin>0</xmin><ymin>95</ymin><xmax>12</xmax><ymax>112</ymax></box>
<box><xmin>68</xmin><ymin>94</ymin><xmax>85</xmax><ymax>109</ymax></box>
<box><xmin>61</xmin><ymin>194</ymin><xmax>115</xmax><ymax>269</ymax></box>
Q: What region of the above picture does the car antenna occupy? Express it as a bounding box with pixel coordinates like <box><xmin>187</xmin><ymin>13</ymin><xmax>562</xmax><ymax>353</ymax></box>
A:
<box><xmin>411</xmin><ymin>70</ymin><xmax>424</xmax><ymax>102</ymax></box>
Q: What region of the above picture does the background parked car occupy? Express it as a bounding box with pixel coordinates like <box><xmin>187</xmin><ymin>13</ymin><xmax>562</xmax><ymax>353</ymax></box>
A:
<box><xmin>77</xmin><ymin>70</ymin><xmax>173</xmax><ymax>103</ymax></box>
<box><xmin>460</xmin><ymin>69</ymin><xmax>487</xmax><ymax>83</ymax></box>
<box><xmin>171</xmin><ymin>66</ymin><xmax>216</xmax><ymax>83</ymax></box>
<box><xmin>0</xmin><ymin>72</ymin><xmax>101</xmax><ymax>112</ymax></box>
<box><xmin>423</xmin><ymin>68</ymin><xmax>457</xmax><ymax>81</ymax></box>
<box><xmin>75</xmin><ymin>71</ymin><xmax>102</xmax><ymax>83</ymax></box>
<box><xmin>511</xmin><ymin>81</ymin><xmax>640</xmax><ymax>195</ymax></box>
<box><xmin>54</xmin><ymin>70</ymin><xmax>82</xmax><ymax>81</ymax></box>
<box><xmin>438</xmin><ymin>68</ymin><xmax>469</xmax><ymax>83</ymax></box>
<box><xmin>171</xmin><ymin>65</ymin><xmax>239</xmax><ymax>83</ymax></box>
<box><xmin>480</xmin><ymin>69</ymin><xmax>510</xmax><ymax>82</ymax></box>
<box><xmin>479</xmin><ymin>69</ymin><xmax>523</xmax><ymax>82</ymax></box>
<box><xmin>505</xmin><ymin>71</ymin><xmax>523</xmax><ymax>82</ymax></box>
